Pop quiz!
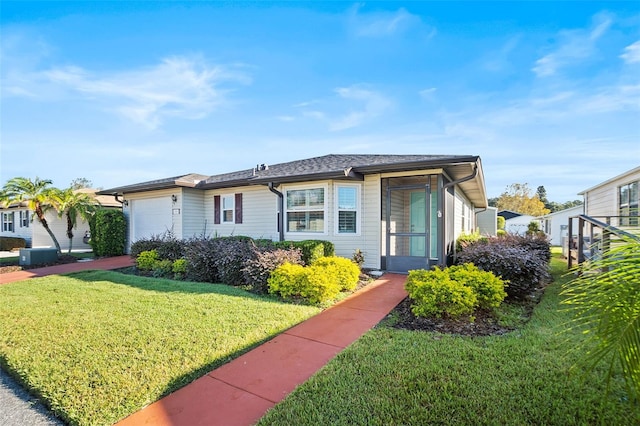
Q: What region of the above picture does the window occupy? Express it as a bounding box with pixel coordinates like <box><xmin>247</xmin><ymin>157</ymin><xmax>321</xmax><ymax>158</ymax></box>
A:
<box><xmin>619</xmin><ymin>181</ymin><xmax>639</xmax><ymax>226</ymax></box>
<box><xmin>20</xmin><ymin>211</ymin><xmax>29</xmax><ymax>228</ymax></box>
<box><xmin>286</xmin><ymin>187</ymin><xmax>325</xmax><ymax>233</ymax></box>
<box><xmin>222</xmin><ymin>195</ymin><xmax>234</xmax><ymax>223</ymax></box>
<box><xmin>213</xmin><ymin>193</ymin><xmax>243</xmax><ymax>225</ymax></box>
<box><xmin>2</xmin><ymin>212</ymin><xmax>15</xmax><ymax>232</ymax></box>
<box><xmin>336</xmin><ymin>185</ymin><xmax>359</xmax><ymax>234</ymax></box>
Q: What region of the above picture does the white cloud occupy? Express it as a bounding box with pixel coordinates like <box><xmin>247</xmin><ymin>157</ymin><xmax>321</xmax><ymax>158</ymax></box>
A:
<box><xmin>419</xmin><ymin>87</ymin><xmax>437</xmax><ymax>99</ymax></box>
<box><xmin>328</xmin><ymin>86</ymin><xmax>392</xmax><ymax>131</ymax></box>
<box><xmin>532</xmin><ymin>12</ymin><xmax>612</xmax><ymax>77</ymax></box>
<box><xmin>8</xmin><ymin>56</ymin><xmax>250</xmax><ymax>129</ymax></box>
<box><xmin>621</xmin><ymin>40</ymin><xmax>640</xmax><ymax>64</ymax></box>
<box><xmin>347</xmin><ymin>4</ymin><xmax>423</xmax><ymax>38</ymax></box>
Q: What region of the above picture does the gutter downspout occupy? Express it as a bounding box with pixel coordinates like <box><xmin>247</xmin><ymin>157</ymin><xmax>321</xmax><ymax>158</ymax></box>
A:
<box><xmin>267</xmin><ymin>182</ymin><xmax>285</xmax><ymax>242</ymax></box>
<box><xmin>113</xmin><ymin>194</ymin><xmax>125</xmax><ymax>205</ymax></box>
<box><xmin>440</xmin><ymin>163</ymin><xmax>480</xmax><ymax>265</ymax></box>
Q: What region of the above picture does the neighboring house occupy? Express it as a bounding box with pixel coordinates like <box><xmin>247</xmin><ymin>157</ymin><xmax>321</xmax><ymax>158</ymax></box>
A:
<box><xmin>537</xmin><ymin>205</ymin><xmax>584</xmax><ymax>246</ymax></box>
<box><xmin>98</xmin><ymin>154</ymin><xmax>488</xmax><ymax>273</ymax></box>
<box><xmin>476</xmin><ymin>206</ymin><xmax>498</xmax><ymax>236</ymax></box>
<box><xmin>578</xmin><ymin>166</ymin><xmax>640</xmax><ymax>227</ymax></box>
<box><xmin>498</xmin><ymin>210</ymin><xmax>535</xmax><ymax>235</ymax></box>
<box><xmin>0</xmin><ymin>190</ymin><xmax>120</xmax><ymax>251</ymax></box>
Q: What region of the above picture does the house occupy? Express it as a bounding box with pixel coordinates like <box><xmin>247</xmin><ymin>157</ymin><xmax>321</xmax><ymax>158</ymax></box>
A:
<box><xmin>476</xmin><ymin>206</ymin><xmax>498</xmax><ymax>236</ymax></box>
<box><xmin>537</xmin><ymin>204</ymin><xmax>583</xmax><ymax>246</ymax></box>
<box><xmin>578</xmin><ymin>166</ymin><xmax>640</xmax><ymax>227</ymax></box>
<box><xmin>497</xmin><ymin>210</ymin><xmax>535</xmax><ymax>235</ymax></box>
<box><xmin>0</xmin><ymin>190</ymin><xmax>121</xmax><ymax>251</ymax></box>
<box><xmin>98</xmin><ymin>154</ymin><xmax>488</xmax><ymax>273</ymax></box>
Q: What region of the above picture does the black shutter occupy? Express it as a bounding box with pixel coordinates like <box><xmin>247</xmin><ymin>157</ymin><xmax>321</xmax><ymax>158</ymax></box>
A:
<box><xmin>235</xmin><ymin>193</ymin><xmax>243</xmax><ymax>224</ymax></box>
<box><xmin>214</xmin><ymin>195</ymin><xmax>221</xmax><ymax>224</ymax></box>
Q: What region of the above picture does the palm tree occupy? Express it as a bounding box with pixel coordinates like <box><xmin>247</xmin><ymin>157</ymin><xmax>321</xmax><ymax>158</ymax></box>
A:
<box><xmin>562</xmin><ymin>235</ymin><xmax>640</xmax><ymax>403</ymax></box>
<box><xmin>51</xmin><ymin>188</ymin><xmax>99</xmax><ymax>254</ymax></box>
<box><xmin>0</xmin><ymin>177</ymin><xmax>62</xmax><ymax>255</ymax></box>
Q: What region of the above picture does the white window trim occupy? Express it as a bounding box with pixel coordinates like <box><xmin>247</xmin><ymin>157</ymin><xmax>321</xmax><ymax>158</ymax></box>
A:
<box><xmin>2</xmin><ymin>212</ymin><xmax>15</xmax><ymax>233</ymax></box>
<box><xmin>283</xmin><ymin>183</ymin><xmax>328</xmax><ymax>236</ymax></box>
<box><xmin>334</xmin><ymin>183</ymin><xmax>361</xmax><ymax>236</ymax></box>
<box><xmin>221</xmin><ymin>194</ymin><xmax>235</xmax><ymax>224</ymax></box>
<box><xmin>20</xmin><ymin>210</ymin><xmax>29</xmax><ymax>228</ymax></box>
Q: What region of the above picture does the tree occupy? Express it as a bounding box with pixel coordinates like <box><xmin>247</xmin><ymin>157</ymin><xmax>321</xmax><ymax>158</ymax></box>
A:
<box><xmin>51</xmin><ymin>188</ymin><xmax>98</xmax><ymax>254</ymax></box>
<box><xmin>561</xmin><ymin>235</ymin><xmax>640</xmax><ymax>403</ymax></box>
<box><xmin>69</xmin><ymin>177</ymin><xmax>93</xmax><ymax>190</ymax></box>
<box><xmin>0</xmin><ymin>177</ymin><xmax>62</xmax><ymax>254</ymax></box>
<box><xmin>496</xmin><ymin>183</ymin><xmax>551</xmax><ymax>216</ymax></box>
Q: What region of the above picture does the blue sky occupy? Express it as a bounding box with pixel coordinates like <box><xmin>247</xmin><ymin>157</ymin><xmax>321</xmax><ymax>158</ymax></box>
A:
<box><xmin>1</xmin><ymin>1</ymin><xmax>639</xmax><ymax>202</ymax></box>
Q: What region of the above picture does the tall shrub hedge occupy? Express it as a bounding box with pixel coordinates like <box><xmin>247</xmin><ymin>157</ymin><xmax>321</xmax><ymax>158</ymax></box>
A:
<box><xmin>90</xmin><ymin>209</ymin><xmax>126</xmax><ymax>257</ymax></box>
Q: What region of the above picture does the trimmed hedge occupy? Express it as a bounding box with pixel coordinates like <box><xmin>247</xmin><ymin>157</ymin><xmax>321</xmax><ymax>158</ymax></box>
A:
<box><xmin>273</xmin><ymin>240</ymin><xmax>335</xmax><ymax>265</ymax></box>
<box><xmin>0</xmin><ymin>236</ymin><xmax>26</xmax><ymax>251</ymax></box>
<box><xmin>89</xmin><ymin>209</ymin><xmax>126</xmax><ymax>257</ymax></box>
<box><xmin>130</xmin><ymin>233</ymin><xmax>184</xmax><ymax>261</ymax></box>
<box><xmin>268</xmin><ymin>262</ymin><xmax>341</xmax><ymax>304</ymax></box>
<box><xmin>242</xmin><ymin>248</ymin><xmax>304</xmax><ymax>293</ymax></box>
<box><xmin>312</xmin><ymin>256</ymin><xmax>360</xmax><ymax>291</ymax></box>
<box><xmin>405</xmin><ymin>264</ymin><xmax>506</xmax><ymax>319</ymax></box>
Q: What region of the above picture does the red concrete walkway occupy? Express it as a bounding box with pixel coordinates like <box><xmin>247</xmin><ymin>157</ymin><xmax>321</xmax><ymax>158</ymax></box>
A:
<box><xmin>1</xmin><ymin>257</ymin><xmax>407</xmax><ymax>425</ymax></box>
<box><xmin>0</xmin><ymin>255</ymin><xmax>135</xmax><ymax>284</ymax></box>
<box><xmin>116</xmin><ymin>273</ymin><xmax>408</xmax><ymax>426</ymax></box>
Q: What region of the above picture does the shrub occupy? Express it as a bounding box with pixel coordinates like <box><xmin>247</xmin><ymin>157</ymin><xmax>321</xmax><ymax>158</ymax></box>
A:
<box><xmin>89</xmin><ymin>209</ymin><xmax>126</xmax><ymax>257</ymax></box>
<box><xmin>497</xmin><ymin>216</ymin><xmax>506</xmax><ymax>231</ymax></box>
<box><xmin>457</xmin><ymin>238</ymin><xmax>550</xmax><ymax>300</ymax></box>
<box><xmin>211</xmin><ymin>236</ymin><xmax>257</xmax><ymax>285</ymax></box>
<box><xmin>313</xmin><ymin>256</ymin><xmax>360</xmax><ymax>291</ymax></box>
<box><xmin>136</xmin><ymin>250</ymin><xmax>159</xmax><ymax>271</ymax></box>
<box><xmin>273</xmin><ymin>240</ymin><xmax>335</xmax><ymax>264</ymax></box>
<box><xmin>183</xmin><ymin>237</ymin><xmax>219</xmax><ymax>283</ymax></box>
<box><xmin>0</xmin><ymin>236</ymin><xmax>26</xmax><ymax>251</ymax></box>
<box><xmin>130</xmin><ymin>233</ymin><xmax>184</xmax><ymax>261</ymax></box>
<box><xmin>268</xmin><ymin>262</ymin><xmax>341</xmax><ymax>304</ymax></box>
<box><xmin>242</xmin><ymin>248</ymin><xmax>304</xmax><ymax>293</ymax></box>
<box><xmin>446</xmin><ymin>263</ymin><xmax>507</xmax><ymax>310</ymax></box>
<box><xmin>152</xmin><ymin>259</ymin><xmax>174</xmax><ymax>278</ymax></box>
<box><xmin>405</xmin><ymin>268</ymin><xmax>477</xmax><ymax>318</ymax></box>
<box><xmin>172</xmin><ymin>258</ymin><xmax>187</xmax><ymax>275</ymax></box>
<box><xmin>352</xmin><ymin>249</ymin><xmax>365</xmax><ymax>267</ymax></box>
<box><xmin>456</xmin><ymin>231</ymin><xmax>488</xmax><ymax>252</ymax></box>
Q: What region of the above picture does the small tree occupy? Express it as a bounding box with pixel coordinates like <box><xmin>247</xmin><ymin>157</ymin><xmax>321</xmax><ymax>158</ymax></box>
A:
<box><xmin>0</xmin><ymin>177</ymin><xmax>62</xmax><ymax>254</ymax></box>
<box><xmin>51</xmin><ymin>188</ymin><xmax>99</xmax><ymax>254</ymax></box>
<box><xmin>496</xmin><ymin>183</ymin><xmax>551</xmax><ymax>216</ymax></box>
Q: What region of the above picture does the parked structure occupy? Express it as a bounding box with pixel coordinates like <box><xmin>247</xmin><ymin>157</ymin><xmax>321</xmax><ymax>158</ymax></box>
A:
<box><xmin>538</xmin><ymin>204</ymin><xmax>583</xmax><ymax>246</ymax></box>
<box><xmin>498</xmin><ymin>210</ymin><xmax>535</xmax><ymax>235</ymax></box>
<box><xmin>98</xmin><ymin>154</ymin><xmax>488</xmax><ymax>273</ymax></box>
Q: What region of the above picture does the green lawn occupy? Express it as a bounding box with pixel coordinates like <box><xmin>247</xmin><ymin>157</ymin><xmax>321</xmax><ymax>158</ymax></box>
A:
<box><xmin>0</xmin><ymin>271</ymin><xmax>320</xmax><ymax>425</ymax></box>
<box><xmin>258</xmin><ymin>253</ymin><xmax>640</xmax><ymax>425</ymax></box>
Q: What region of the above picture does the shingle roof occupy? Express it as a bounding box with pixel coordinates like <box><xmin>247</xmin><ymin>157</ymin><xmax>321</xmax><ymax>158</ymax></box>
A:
<box><xmin>98</xmin><ymin>154</ymin><xmax>486</xmax><ymax>206</ymax></box>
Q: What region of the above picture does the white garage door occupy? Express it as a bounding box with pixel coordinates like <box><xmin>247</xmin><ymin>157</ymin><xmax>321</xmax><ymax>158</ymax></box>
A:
<box><xmin>131</xmin><ymin>197</ymin><xmax>173</xmax><ymax>242</ymax></box>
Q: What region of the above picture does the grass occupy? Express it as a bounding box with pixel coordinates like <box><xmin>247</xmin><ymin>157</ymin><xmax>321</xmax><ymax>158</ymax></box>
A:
<box><xmin>0</xmin><ymin>271</ymin><xmax>320</xmax><ymax>425</ymax></box>
<box><xmin>258</xmin><ymin>252</ymin><xmax>640</xmax><ymax>425</ymax></box>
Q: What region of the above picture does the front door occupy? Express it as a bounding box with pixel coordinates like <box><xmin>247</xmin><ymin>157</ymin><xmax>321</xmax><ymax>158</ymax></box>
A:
<box><xmin>386</xmin><ymin>184</ymin><xmax>430</xmax><ymax>272</ymax></box>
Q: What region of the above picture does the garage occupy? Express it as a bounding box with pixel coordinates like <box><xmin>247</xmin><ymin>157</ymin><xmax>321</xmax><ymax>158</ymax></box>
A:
<box><xmin>130</xmin><ymin>197</ymin><xmax>173</xmax><ymax>243</ymax></box>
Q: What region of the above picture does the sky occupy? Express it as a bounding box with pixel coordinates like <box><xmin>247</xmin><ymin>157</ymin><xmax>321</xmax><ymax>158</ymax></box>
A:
<box><xmin>1</xmin><ymin>1</ymin><xmax>639</xmax><ymax>203</ymax></box>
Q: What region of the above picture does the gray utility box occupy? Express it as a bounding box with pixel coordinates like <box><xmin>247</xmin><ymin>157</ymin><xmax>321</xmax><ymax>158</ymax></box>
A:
<box><xmin>19</xmin><ymin>248</ymin><xmax>59</xmax><ymax>266</ymax></box>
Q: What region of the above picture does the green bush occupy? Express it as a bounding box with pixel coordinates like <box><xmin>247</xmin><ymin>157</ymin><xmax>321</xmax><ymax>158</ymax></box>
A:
<box><xmin>446</xmin><ymin>263</ymin><xmax>507</xmax><ymax>310</ymax></box>
<box><xmin>273</xmin><ymin>240</ymin><xmax>335</xmax><ymax>264</ymax></box>
<box><xmin>152</xmin><ymin>259</ymin><xmax>174</xmax><ymax>278</ymax></box>
<box><xmin>405</xmin><ymin>268</ymin><xmax>477</xmax><ymax>318</ymax></box>
<box><xmin>130</xmin><ymin>233</ymin><xmax>185</xmax><ymax>261</ymax></box>
<box><xmin>0</xmin><ymin>236</ymin><xmax>26</xmax><ymax>251</ymax></box>
<box><xmin>456</xmin><ymin>231</ymin><xmax>488</xmax><ymax>252</ymax></box>
<box><xmin>268</xmin><ymin>262</ymin><xmax>341</xmax><ymax>304</ymax></box>
<box><xmin>90</xmin><ymin>209</ymin><xmax>126</xmax><ymax>257</ymax></box>
<box><xmin>172</xmin><ymin>258</ymin><xmax>187</xmax><ymax>275</ymax></box>
<box><xmin>313</xmin><ymin>256</ymin><xmax>360</xmax><ymax>291</ymax></box>
<box><xmin>136</xmin><ymin>250</ymin><xmax>159</xmax><ymax>271</ymax></box>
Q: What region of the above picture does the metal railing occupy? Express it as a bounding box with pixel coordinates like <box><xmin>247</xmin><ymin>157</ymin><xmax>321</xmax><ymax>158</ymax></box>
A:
<box><xmin>567</xmin><ymin>215</ymin><xmax>640</xmax><ymax>269</ymax></box>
